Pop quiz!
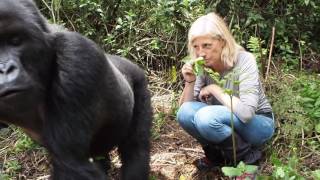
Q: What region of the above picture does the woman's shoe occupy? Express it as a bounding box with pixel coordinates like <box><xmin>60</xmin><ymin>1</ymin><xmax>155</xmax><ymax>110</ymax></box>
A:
<box><xmin>193</xmin><ymin>156</ymin><xmax>215</xmax><ymax>171</ymax></box>
<box><xmin>218</xmin><ymin>133</ymin><xmax>261</xmax><ymax>165</ymax></box>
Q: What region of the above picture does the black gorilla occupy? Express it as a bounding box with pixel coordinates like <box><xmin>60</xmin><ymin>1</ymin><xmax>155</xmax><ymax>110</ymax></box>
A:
<box><xmin>0</xmin><ymin>122</ymin><xmax>8</xmax><ymax>129</ymax></box>
<box><xmin>0</xmin><ymin>0</ymin><xmax>152</xmax><ymax>179</ymax></box>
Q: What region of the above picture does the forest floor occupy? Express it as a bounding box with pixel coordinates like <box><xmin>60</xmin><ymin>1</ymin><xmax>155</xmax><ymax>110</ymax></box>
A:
<box><xmin>0</xmin><ymin>93</ymin><xmax>319</xmax><ymax>179</ymax></box>
<box><xmin>144</xmin><ymin>116</ymin><xmax>272</xmax><ymax>180</ymax></box>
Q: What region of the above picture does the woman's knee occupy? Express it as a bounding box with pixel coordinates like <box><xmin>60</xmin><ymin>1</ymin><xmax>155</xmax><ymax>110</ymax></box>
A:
<box><xmin>194</xmin><ymin>110</ymin><xmax>231</xmax><ymax>143</ymax></box>
<box><xmin>194</xmin><ymin>106</ymin><xmax>224</xmax><ymax>128</ymax></box>
<box><xmin>177</xmin><ymin>101</ymin><xmax>205</xmax><ymax>121</ymax></box>
<box><xmin>255</xmin><ymin>126</ymin><xmax>274</xmax><ymax>146</ymax></box>
<box><xmin>177</xmin><ymin>102</ymin><xmax>192</xmax><ymax>119</ymax></box>
<box><xmin>243</xmin><ymin>120</ymin><xmax>275</xmax><ymax>146</ymax></box>
<box><xmin>194</xmin><ymin>108</ymin><xmax>225</xmax><ymax>135</ymax></box>
<box><xmin>176</xmin><ymin>102</ymin><xmax>197</xmax><ymax>126</ymax></box>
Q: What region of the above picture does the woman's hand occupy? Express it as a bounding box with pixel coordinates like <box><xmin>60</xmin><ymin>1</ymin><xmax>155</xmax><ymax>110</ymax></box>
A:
<box><xmin>179</xmin><ymin>63</ymin><xmax>197</xmax><ymax>105</ymax></box>
<box><xmin>181</xmin><ymin>63</ymin><xmax>196</xmax><ymax>83</ymax></box>
<box><xmin>199</xmin><ymin>85</ymin><xmax>214</xmax><ymax>102</ymax></box>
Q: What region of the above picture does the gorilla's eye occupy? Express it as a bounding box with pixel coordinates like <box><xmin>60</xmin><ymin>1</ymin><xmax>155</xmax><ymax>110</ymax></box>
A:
<box><xmin>9</xmin><ymin>36</ymin><xmax>23</xmax><ymax>46</ymax></box>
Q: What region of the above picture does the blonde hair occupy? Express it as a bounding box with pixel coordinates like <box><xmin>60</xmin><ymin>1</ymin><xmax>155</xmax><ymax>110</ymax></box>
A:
<box><xmin>188</xmin><ymin>12</ymin><xmax>243</xmax><ymax>69</ymax></box>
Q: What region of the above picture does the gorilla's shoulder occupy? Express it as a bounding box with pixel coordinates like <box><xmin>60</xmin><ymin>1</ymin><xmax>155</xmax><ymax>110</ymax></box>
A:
<box><xmin>106</xmin><ymin>54</ymin><xmax>146</xmax><ymax>81</ymax></box>
<box><xmin>106</xmin><ymin>54</ymin><xmax>141</xmax><ymax>71</ymax></box>
<box><xmin>53</xmin><ymin>31</ymin><xmax>94</xmax><ymax>46</ymax></box>
<box><xmin>53</xmin><ymin>31</ymin><xmax>105</xmax><ymax>58</ymax></box>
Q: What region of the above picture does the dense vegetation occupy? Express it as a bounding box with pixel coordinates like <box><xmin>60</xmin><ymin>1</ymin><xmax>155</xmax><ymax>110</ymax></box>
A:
<box><xmin>1</xmin><ymin>0</ymin><xmax>319</xmax><ymax>179</ymax></box>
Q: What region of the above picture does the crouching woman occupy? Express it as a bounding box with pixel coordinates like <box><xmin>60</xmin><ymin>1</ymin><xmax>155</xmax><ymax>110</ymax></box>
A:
<box><xmin>177</xmin><ymin>12</ymin><xmax>275</xmax><ymax>170</ymax></box>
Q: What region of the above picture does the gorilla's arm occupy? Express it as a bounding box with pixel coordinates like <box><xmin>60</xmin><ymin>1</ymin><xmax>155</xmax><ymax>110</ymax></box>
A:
<box><xmin>106</xmin><ymin>55</ymin><xmax>152</xmax><ymax>179</ymax></box>
<box><xmin>44</xmin><ymin>32</ymin><xmax>109</xmax><ymax>180</ymax></box>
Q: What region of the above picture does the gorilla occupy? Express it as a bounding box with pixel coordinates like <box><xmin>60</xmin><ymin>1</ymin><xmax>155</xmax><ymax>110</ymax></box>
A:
<box><xmin>0</xmin><ymin>0</ymin><xmax>152</xmax><ymax>179</ymax></box>
<box><xmin>0</xmin><ymin>122</ymin><xmax>8</xmax><ymax>129</ymax></box>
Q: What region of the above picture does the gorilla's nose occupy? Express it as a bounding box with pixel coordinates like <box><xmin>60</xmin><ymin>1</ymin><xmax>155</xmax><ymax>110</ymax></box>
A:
<box><xmin>0</xmin><ymin>60</ymin><xmax>19</xmax><ymax>84</ymax></box>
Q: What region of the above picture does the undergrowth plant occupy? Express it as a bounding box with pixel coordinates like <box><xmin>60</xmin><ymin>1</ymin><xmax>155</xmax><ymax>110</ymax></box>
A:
<box><xmin>152</xmin><ymin>112</ymin><xmax>166</xmax><ymax>140</ymax></box>
<box><xmin>222</xmin><ymin>161</ymin><xmax>258</xmax><ymax>179</ymax></box>
<box><xmin>1</xmin><ymin>162</ymin><xmax>22</xmax><ymax>180</ymax></box>
<box><xmin>271</xmin><ymin>147</ymin><xmax>305</xmax><ymax>179</ymax></box>
<box><xmin>13</xmin><ymin>129</ymin><xmax>39</xmax><ymax>154</ymax></box>
<box><xmin>247</xmin><ymin>36</ymin><xmax>268</xmax><ymax>74</ymax></box>
<box><xmin>267</xmin><ymin>72</ymin><xmax>320</xmax><ymax>178</ymax></box>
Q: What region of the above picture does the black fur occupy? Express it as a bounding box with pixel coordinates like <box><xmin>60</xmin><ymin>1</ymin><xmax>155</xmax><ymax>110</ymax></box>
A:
<box><xmin>0</xmin><ymin>0</ymin><xmax>152</xmax><ymax>179</ymax></box>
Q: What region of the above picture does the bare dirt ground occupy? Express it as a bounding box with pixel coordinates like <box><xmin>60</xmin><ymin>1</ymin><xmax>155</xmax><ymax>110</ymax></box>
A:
<box><xmin>148</xmin><ymin>118</ymin><xmax>225</xmax><ymax>180</ymax></box>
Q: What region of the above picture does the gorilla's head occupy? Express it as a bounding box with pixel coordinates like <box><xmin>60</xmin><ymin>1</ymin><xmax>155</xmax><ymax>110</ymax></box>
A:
<box><xmin>0</xmin><ymin>0</ymin><xmax>54</xmax><ymax>119</ymax></box>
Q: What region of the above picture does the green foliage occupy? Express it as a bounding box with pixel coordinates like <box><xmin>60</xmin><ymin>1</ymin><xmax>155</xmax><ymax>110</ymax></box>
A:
<box><xmin>151</xmin><ymin>112</ymin><xmax>166</xmax><ymax>140</ymax></box>
<box><xmin>267</xmin><ymin>72</ymin><xmax>320</xmax><ymax>178</ymax></box>
<box><xmin>271</xmin><ymin>149</ymin><xmax>305</xmax><ymax>180</ymax></box>
<box><xmin>222</xmin><ymin>161</ymin><xmax>258</xmax><ymax>178</ymax></box>
<box><xmin>209</xmin><ymin>0</ymin><xmax>320</xmax><ymax>71</ymax></box>
<box><xmin>311</xmin><ymin>170</ymin><xmax>320</xmax><ymax>179</ymax></box>
<box><xmin>247</xmin><ymin>36</ymin><xmax>267</xmax><ymax>61</ymax></box>
<box><xmin>14</xmin><ymin>129</ymin><xmax>39</xmax><ymax>153</ymax></box>
<box><xmin>36</xmin><ymin>0</ymin><xmax>204</xmax><ymax>74</ymax></box>
<box><xmin>269</xmin><ymin>73</ymin><xmax>318</xmax><ymax>139</ymax></box>
<box><xmin>169</xmin><ymin>65</ymin><xmax>178</xmax><ymax>84</ymax></box>
<box><xmin>3</xmin><ymin>160</ymin><xmax>21</xmax><ymax>177</ymax></box>
<box><xmin>295</xmin><ymin>76</ymin><xmax>320</xmax><ymax>126</ymax></box>
<box><xmin>170</xmin><ymin>92</ymin><xmax>180</xmax><ymax>116</ymax></box>
<box><xmin>272</xmin><ymin>73</ymin><xmax>320</xmax><ymax>137</ymax></box>
<box><xmin>247</xmin><ymin>36</ymin><xmax>268</xmax><ymax>71</ymax></box>
<box><xmin>149</xmin><ymin>175</ymin><xmax>158</xmax><ymax>180</ymax></box>
<box><xmin>34</xmin><ymin>0</ymin><xmax>319</xmax><ymax>75</ymax></box>
<box><xmin>0</xmin><ymin>173</ymin><xmax>11</xmax><ymax>180</ymax></box>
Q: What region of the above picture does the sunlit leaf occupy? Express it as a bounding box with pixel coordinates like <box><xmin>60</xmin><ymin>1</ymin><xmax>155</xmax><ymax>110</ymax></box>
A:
<box><xmin>274</xmin><ymin>167</ymin><xmax>285</xmax><ymax>178</ymax></box>
<box><xmin>170</xmin><ymin>66</ymin><xmax>177</xmax><ymax>83</ymax></box>
<box><xmin>179</xmin><ymin>175</ymin><xmax>186</xmax><ymax>180</ymax></box>
<box><xmin>245</xmin><ymin>165</ymin><xmax>258</xmax><ymax>173</ymax></box>
<box><xmin>224</xmin><ymin>89</ymin><xmax>233</xmax><ymax>95</ymax></box>
<box><xmin>222</xmin><ymin>166</ymin><xmax>242</xmax><ymax>177</ymax></box>
<box><xmin>314</xmin><ymin>96</ymin><xmax>320</xmax><ymax>107</ymax></box>
<box><xmin>300</xmin><ymin>97</ymin><xmax>315</xmax><ymax>103</ymax></box>
<box><xmin>184</xmin><ymin>57</ymin><xmax>205</xmax><ymax>76</ymax></box>
<box><xmin>315</xmin><ymin>123</ymin><xmax>320</xmax><ymax>134</ymax></box>
<box><xmin>311</xmin><ymin>170</ymin><xmax>320</xmax><ymax>179</ymax></box>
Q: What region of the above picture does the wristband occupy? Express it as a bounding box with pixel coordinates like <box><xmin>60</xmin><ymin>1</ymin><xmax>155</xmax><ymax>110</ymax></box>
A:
<box><xmin>185</xmin><ymin>79</ymin><xmax>196</xmax><ymax>83</ymax></box>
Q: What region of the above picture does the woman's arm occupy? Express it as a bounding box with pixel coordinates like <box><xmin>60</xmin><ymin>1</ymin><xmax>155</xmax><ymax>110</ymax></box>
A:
<box><xmin>199</xmin><ymin>53</ymin><xmax>260</xmax><ymax>123</ymax></box>
<box><xmin>199</xmin><ymin>84</ymin><xmax>241</xmax><ymax>111</ymax></box>
<box><xmin>179</xmin><ymin>81</ymin><xmax>195</xmax><ymax>106</ymax></box>
<box><xmin>179</xmin><ymin>63</ymin><xmax>197</xmax><ymax>106</ymax></box>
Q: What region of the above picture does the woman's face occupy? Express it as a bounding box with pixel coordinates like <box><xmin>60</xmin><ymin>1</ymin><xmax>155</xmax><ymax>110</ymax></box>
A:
<box><xmin>192</xmin><ymin>35</ymin><xmax>225</xmax><ymax>72</ymax></box>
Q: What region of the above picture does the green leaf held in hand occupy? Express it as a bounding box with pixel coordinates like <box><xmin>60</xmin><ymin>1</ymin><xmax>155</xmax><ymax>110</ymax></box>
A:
<box><xmin>186</xmin><ymin>57</ymin><xmax>205</xmax><ymax>76</ymax></box>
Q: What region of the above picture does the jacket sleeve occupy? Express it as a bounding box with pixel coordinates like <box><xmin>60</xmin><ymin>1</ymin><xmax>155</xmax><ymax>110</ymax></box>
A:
<box><xmin>232</xmin><ymin>53</ymin><xmax>260</xmax><ymax>123</ymax></box>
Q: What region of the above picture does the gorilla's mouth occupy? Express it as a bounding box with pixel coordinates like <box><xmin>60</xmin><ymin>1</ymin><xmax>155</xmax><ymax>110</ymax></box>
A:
<box><xmin>0</xmin><ymin>89</ymin><xmax>25</xmax><ymax>98</ymax></box>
